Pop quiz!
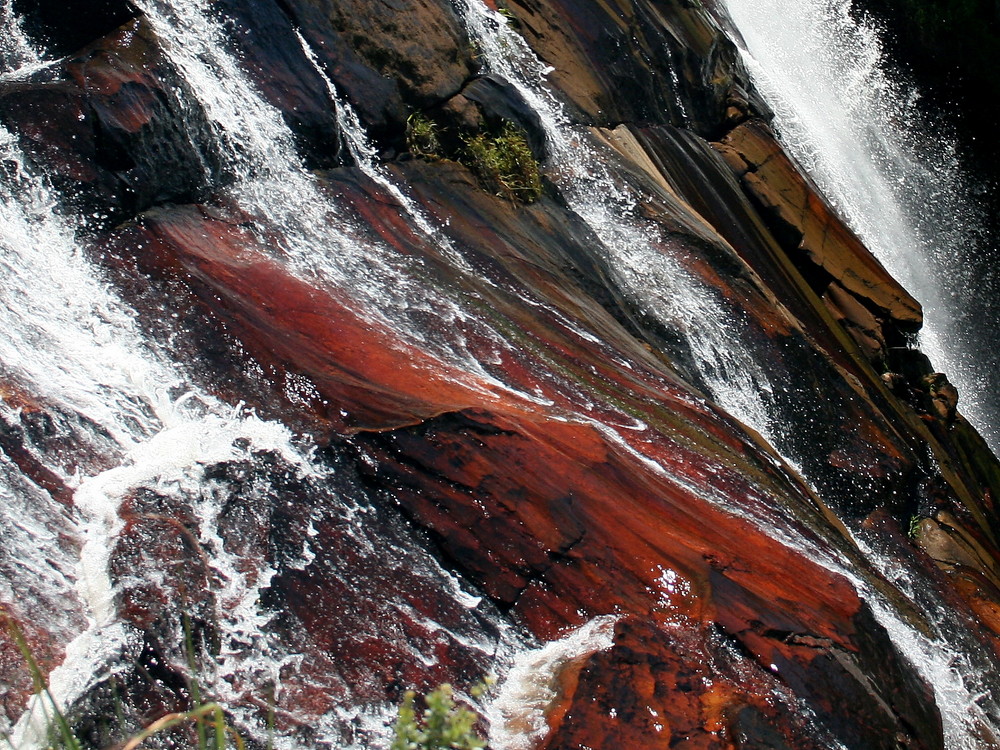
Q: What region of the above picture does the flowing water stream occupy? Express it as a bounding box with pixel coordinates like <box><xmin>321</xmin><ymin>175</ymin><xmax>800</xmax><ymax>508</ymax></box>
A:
<box><xmin>0</xmin><ymin>10</ymin><xmax>516</xmax><ymax>744</ymax></box>
<box><xmin>718</xmin><ymin>0</ymin><xmax>1000</xmax><ymax>743</ymax></box>
<box><xmin>3</xmin><ymin>0</ymin><xmax>1000</xmax><ymax>745</ymax></box>
<box><xmin>453</xmin><ymin>0</ymin><xmax>1000</xmax><ymax>744</ymax></box>
<box><xmin>722</xmin><ymin>0</ymin><xmax>999</xmax><ymax>450</ymax></box>
<box><xmin>0</xmin><ymin>0</ymin><xmax>35</xmax><ymax>72</ymax></box>
<box><xmin>453</xmin><ymin>0</ymin><xmax>781</xmax><ymax>445</ymax></box>
<box><xmin>0</xmin><ymin>117</ymin><xmax>310</xmax><ymax>746</ymax></box>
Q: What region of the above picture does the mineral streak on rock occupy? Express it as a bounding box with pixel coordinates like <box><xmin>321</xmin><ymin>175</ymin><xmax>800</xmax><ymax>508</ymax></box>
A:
<box><xmin>1</xmin><ymin>0</ymin><xmax>999</xmax><ymax>747</ymax></box>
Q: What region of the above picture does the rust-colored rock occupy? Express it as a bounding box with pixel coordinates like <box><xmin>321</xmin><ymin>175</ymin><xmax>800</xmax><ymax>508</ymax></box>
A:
<box><xmin>3</xmin><ymin>0</ymin><xmax>1000</xmax><ymax>746</ymax></box>
<box><xmin>92</xmin><ymin>175</ymin><xmax>951</xmax><ymax>744</ymax></box>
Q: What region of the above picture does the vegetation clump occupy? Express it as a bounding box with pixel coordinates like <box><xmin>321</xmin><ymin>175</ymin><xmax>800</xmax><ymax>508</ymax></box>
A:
<box><xmin>0</xmin><ymin>610</ymin><xmax>244</xmax><ymax>750</ymax></box>
<box><xmin>390</xmin><ymin>684</ymin><xmax>487</xmax><ymax>750</ymax></box>
<box><xmin>404</xmin><ymin>110</ymin><xmax>543</xmax><ymax>205</ymax></box>
<box><xmin>460</xmin><ymin>123</ymin><xmax>543</xmax><ymax>204</ymax></box>
<box><xmin>405</xmin><ymin>113</ymin><xmax>443</xmax><ymax>160</ymax></box>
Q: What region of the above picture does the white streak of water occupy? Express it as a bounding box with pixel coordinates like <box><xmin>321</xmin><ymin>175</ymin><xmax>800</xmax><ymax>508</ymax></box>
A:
<box><xmin>487</xmin><ymin>615</ymin><xmax>618</xmax><ymax>750</ymax></box>
<box><xmin>0</xmin><ymin>454</ymin><xmax>82</xmax><ymax>643</ymax></box>
<box><xmin>0</xmin><ymin>129</ymin><xmax>169</xmax><ymax>457</ymax></box>
<box><xmin>858</xmin><ymin>568</ymin><xmax>999</xmax><ymax>747</ymax></box>
<box><xmin>0</xmin><ymin>60</ymin><xmax>329</xmax><ymax>748</ymax></box>
<box><xmin>723</xmin><ymin>0</ymin><xmax>995</xmax><ymax>447</ymax></box>
<box><xmin>717</xmin><ymin>1</ymin><xmax>1000</xmax><ymax>741</ymax></box>
<box><xmin>454</xmin><ymin>0</ymin><xmax>779</xmax><ymax>446</ymax></box>
<box><xmin>293</xmin><ymin>30</ymin><xmax>470</xmax><ymax>271</ymax></box>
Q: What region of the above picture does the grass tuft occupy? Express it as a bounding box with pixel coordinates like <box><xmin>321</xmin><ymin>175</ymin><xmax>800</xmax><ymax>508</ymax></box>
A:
<box><xmin>461</xmin><ymin>123</ymin><xmax>543</xmax><ymax>204</ymax></box>
<box><xmin>1</xmin><ymin>609</ymin><xmax>244</xmax><ymax>750</ymax></box>
<box><xmin>404</xmin><ymin>108</ymin><xmax>544</xmax><ymax>205</ymax></box>
<box><xmin>405</xmin><ymin>114</ymin><xmax>442</xmax><ymax>160</ymax></box>
<box><xmin>390</xmin><ymin>683</ymin><xmax>488</xmax><ymax>750</ymax></box>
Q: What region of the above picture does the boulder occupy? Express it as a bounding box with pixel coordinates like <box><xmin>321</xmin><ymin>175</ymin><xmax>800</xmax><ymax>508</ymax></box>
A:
<box><xmin>0</xmin><ymin>19</ymin><xmax>220</xmax><ymax>222</ymax></box>
<box><xmin>500</xmin><ymin>0</ymin><xmax>754</xmax><ymax>135</ymax></box>
<box><xmin>278</xmin><ymin>0</ymin><xmax>477</xmax><ymax>144</ymax></box>
<box><xmin>11</xmin><ymin>0</ymin><xmax>139</xmax><ymax>57</ymax></box>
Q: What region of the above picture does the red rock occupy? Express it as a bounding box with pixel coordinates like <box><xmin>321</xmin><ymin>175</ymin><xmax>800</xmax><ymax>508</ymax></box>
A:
<box><xmin>92</xmin><ymin>185</ymin><xmax>947</xmax><ymax>743</ymax></box>
<box><xmin>3</xmin><ymin>0</ymin><xmax>1000</xmax><ymax>745</ymax></box>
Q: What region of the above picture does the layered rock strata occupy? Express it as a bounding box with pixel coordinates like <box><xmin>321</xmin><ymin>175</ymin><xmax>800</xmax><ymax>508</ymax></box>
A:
<box><xmin>1</xmin><ymin>0</ymin><xmax>999</xmax><ymax>748</ymax></box>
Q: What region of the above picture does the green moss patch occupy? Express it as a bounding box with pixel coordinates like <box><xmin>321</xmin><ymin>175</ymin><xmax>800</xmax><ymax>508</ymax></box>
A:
<box><xmin>404</xmin><ymin>112</ymin><xmax>544</xmax><ymax>204</ymax></box>
<box><xmin>460</xmin><ymin>122</ymin><xmax>543</xmax><ymax>203</ymax></box>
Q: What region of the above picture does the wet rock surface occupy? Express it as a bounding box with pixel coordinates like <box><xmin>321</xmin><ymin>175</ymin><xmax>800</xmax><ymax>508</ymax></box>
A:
<box><xmin>1</xmin><ymin>0</ymin><xmax>1000</xmax><ymax>747</ymax></box>
<box><xmin>11</xmin><ymin>0</ymin><xmax>140</xmax><ymax>58</ymax></box>
<box><xmin>0</xmin><ymin>18</ymin><xmax>220</xmax><ymax>222</ymax></box>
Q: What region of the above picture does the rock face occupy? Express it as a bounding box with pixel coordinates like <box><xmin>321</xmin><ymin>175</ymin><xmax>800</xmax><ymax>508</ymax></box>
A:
<box><xmin>1</xmin><ymin>0</ymin><xmax>1000</xmax><ymax>748</ymax></box>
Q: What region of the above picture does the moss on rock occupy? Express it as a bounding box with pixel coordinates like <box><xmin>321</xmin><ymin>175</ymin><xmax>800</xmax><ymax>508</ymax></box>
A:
<box><xmin>404</xmin><ymin>111</ymin><xmax>544</xmax><ymax>204</ymax></box>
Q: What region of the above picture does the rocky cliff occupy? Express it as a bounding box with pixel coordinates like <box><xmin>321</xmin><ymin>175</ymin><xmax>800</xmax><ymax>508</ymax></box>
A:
<box><xmin>1</xmin><ymin>0</ymin><xmax>999</xmax><ymax>748</ymax></box>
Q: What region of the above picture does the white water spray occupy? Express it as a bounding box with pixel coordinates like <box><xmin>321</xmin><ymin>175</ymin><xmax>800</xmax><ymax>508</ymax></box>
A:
<box><xmin>1</xmin><ymin>9</ymin><xmax>523</xmax><ymax>744</ymax></box>
<box><xmin>0</xmin><ymin>43</ymin><xmax>321</xmax><ymax>747</ymax></box>
<box><xmin>132</xmin><ymin>0</ymin><xmax>554</xmax><ymax>406</ymax></box>
<box><xmin>0</xmin><ymin>0</ymin><xmax>37</xmax><ymax>73</ymax></box>
<box><xmin>717</xmin><ymin>2</ymin><xmax>1000</xmax><ymax>740</ymax></box>
<box><xmin>454</xmin><ymin>0</ymin><xmax>780</xmax><ymax>444</ymax></box>
<box><xmin>487</xmin><ymin>616</ymin><xmax>618</xmax><ymax>750</ymax></box>
<box><xmin>723</xmin><ymin>0</ymin><xmax>996</xmax><ymax>447</ymax></box>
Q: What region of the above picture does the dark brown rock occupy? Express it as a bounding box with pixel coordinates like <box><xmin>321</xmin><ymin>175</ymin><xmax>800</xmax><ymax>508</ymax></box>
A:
<box><xmin>922</xmin><ymin>373</ymin><xmax>960</xmax><ymax>425</ymax></box>
<box><xmin>211</xmin><ymin>0</ymin><xmax>345</xmax><ymax>168</ymax></box>
<box><xmin>0</xmin><ymin>18</ymin><xmax>220</xmax><ymax>221</ymax></box>
<box><xmin>278</xmin><ymin>0</ymin><xmax>476</xmax><ymax>144</ymax></box>
<box><xmin>501</xmin><ymin>0</ymin><xmax>751</xmax><ymax>135</ymax></box>
<box><xmin>823</xmin><ymin>280</ymin><xmax>887</xmax><ymax>363</ymax></box>
<box><xmin>11</xmin><ymin>0</ymin><xmax>139</xmax><ymax>57</ymax></box>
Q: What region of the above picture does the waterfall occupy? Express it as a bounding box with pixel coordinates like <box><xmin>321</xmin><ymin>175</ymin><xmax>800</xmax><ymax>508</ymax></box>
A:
<box><xmin>718</xmin><ymin>0</ymin><xmax>1000</xmax><ymax>743</ymax></box>
<box><xmin>486</xmin><ymin>615</ymin><xmax>618</xmax><ymax>749</ymax></box>
<box><xmin>0</xmin><ymin>0</ymin><xmax>36</xmax><ymax>73</ymax></box>
<box><xmin>453</xmin><ymin>0</ymin><xmax>780</xmax><ymax>445</ymax></box>
<box><xmin>0</xmin><ymin>114</ymin><xmax>325</xmax><ymax>746</ymax></box>
<box><xmin>132</xmin><ymin>0</ymin><xmax>561</xmax><ymax>409</ymax></box>
<box><xmin>722</xmin><ymin>0</ymin><xmax>999</xmax><ymax>450</ymax></box>
<box><xmin>450</xmin><ymin>1</ymin><xmax>1000</xmax><ymax>745</ymax></box>
<box><xmin>3</xmin><ymin>0</ymin><xmax>1000</xmax><ymax>745</ymax></box>
<box><xmin>0</xmin><ymin>9</ymin><xmax>517</xmax><ymax>745</ymax></box>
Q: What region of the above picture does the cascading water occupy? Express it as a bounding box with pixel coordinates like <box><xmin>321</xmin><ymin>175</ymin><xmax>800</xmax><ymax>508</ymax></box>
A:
<box><xmin>722</xmin><ymin>0</ymin><xmax>999</xmax><ymax>450</ymax></box>
<box><xmin>0</xmin><ymin>0</ymin><xmax>35</xmax><ymax>72</ymax></box>
<box><xmin>452</xmin><ymin>0</ymin><xmax>780</xmax><ymax>444</ymax></box>
<box><xmin>452</xmin><ymin>2</ymin><xmax>1000</xmax><ymax>745</ymax></box>
<box><xmin>131</xmin><ymin>0</ymin><xmax>566</xmax><ymax>411</ymax></box>
<box><xmin>4</xmin><ymin>0</ymin><xmax>1000</xmax><ymax>745</ymax></box>
<box><xmin>121</xmin><ymin>0</ymin><xmax>1000</xmax><ymax>744</ymax></box>
<box><xmin>0</xmin><ymin>11</ymin><xmax>517</xmax><ymax>745</ymax></box>
<box><xmin>715</xmin><ymin>0</ymin><xmax>1000</xmax><ymax>743</ymax></box>
<box><xmin>0</xmin><ymin>118</ymin><xmax>297</xmax><ymax>745</ymax></box>
<box><xmin>0</xmin><ymin>90</ymin><xmax>338</xmax><ymax>744</ymax></box>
